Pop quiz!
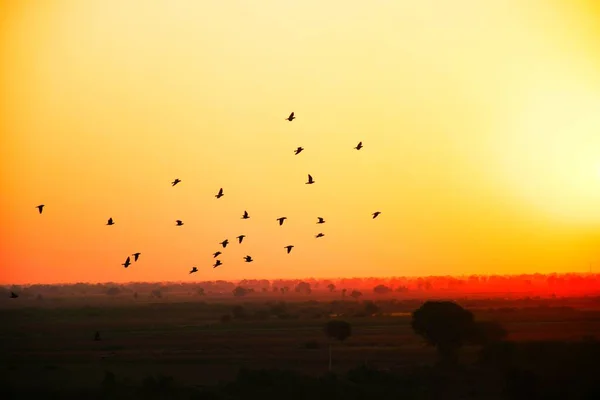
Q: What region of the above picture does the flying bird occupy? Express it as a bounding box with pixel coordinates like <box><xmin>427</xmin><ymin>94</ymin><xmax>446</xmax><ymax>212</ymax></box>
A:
<box><xmin>10</xmin><ymin>291</ymin><xmax>18</xmax><ymax>299</ymax></box>
<box><xmin>36</xmin><ymin>204</ymin><xmax>44</xmax><ymax>214</ymax></box>
<box><xmin>176</xmin><ymin>220</ymin><xmax>184</xmax><ymax>226</ymax></box>
<box><xmin>276</xmin><ymin>217</ymin><xmax>287</xmax><ymax>226</ymax></box>
<box><xmin>294</xmin><ymin>147</ymin><xmax>304</xmax><ymax>155</ymax></box>
<box><xmin>306</xmin><ymin>174</ymin><xmax>315</xmax><ymax>184</ymax></box>
<box><xmin>315</xmin><ymin>233</ymin><xmax>325</xmax><ymax>238</ymax></box>
<box><xmin>122</xmin><ymin>256</ymin><xmax>131</xmax><ymax>268</ymax></box>
<box><xmin>317</xmin><ymin>217</ymin><xmax>325</xmax><ymax>224</ymax></box>
<box><xmin>286</xmin><ymin>112</ymin><xmax>295</xmax><ymax>121</ymax></box>
<box><xmin>213</xmin><ymin>251</ymin><xmax>222</xmax><ymax>258</ymax></box>
<box><xmin>215</xmin><ymin>188</ymin><xmax>224</xmax><ymax>199</ymax></box>
<box><xmin>106</xmin><ymin>218</ymin><xmax>114</xmax><ymax>226</ymax></box>
<box><xmin>241</xmin><ymin>210</ymin><xmax>250</xmax><ymax>219</ymax></box>
<box><xmin>243</xmin><ymin>255</ymin><xmax>253</xmax><ymax>263</ymax></box>
<box><xmin>189</xmin><ymin>266</ymin><xmax>198</xmax><ymax>274</ymax></box>
<box><xmin>237</xmin><ymin>235</ymin><xmax>246</xmax><ymax>244</ymax></box>
<box><xmin>220</xmin><ymin>239</ymin><xmax>229</xmax><ymax>248</ymax></box>
<box><xmin>354</xmin><ymin>141</ymin><xmax>363</xmax><ymax>150</ymax></box>
<box><xmin>213</xmin><ymin>260</ymin><xmax>222</xmax><ymax>268</ymax></box>
<box><xmin>171</xmin><ymin>178</ymin><xmax>181</xmax><ymax>186</ymax></box>
<box><xmin>132</xmin><ymin>252</ymin><xmax>141</xmax><ymax>262</ymax></box>
<box><xmin>284</xmin><ymin>245</ymin><xmax>294</xmax><ymax>254</ymax></box>
<box><xmin>372</xmin><ymin>211</ymin><xmax>381</xmax><ymax>219</ymax></box>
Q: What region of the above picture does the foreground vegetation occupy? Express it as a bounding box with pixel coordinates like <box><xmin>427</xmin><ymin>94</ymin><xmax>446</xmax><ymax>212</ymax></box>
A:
<box><xmin>2</xmin><ymin>287</ymin><xmax>600</xmax><ymax>399</ymax></box>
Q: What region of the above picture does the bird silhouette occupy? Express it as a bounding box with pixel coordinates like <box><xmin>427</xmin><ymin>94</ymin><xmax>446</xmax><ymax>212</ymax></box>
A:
<box><xmin>306</xmin><ymin>174</ymin><xmax>315</xmax><ymax>184</ymax></box>
<box><xmin>220</xmin><ymin>239</ymin><xmax>229</xmax><ymax>248</ymax></box>
<box><xmin>132</xmin><ymin>252</ymin><xmax>141</xmax><ymax>262</ymax></box>
<box><xmin>294</xmin><ymin>147</ymin><xmax>304</xmax><ymax>155</ymax></box>
<box><xmin>213</xmin><ymin>251</ymin><xmax>222</xmax><ymax>258</ymax></box>
<box><xmin>244</xmin><ymin>255</ymin><xmax>253</xmax><ymax>263</ymax></box>
<box><xmin>215</xmin><ymin>188</ymin><xmax>224</xmax><ymax>199</ymax></box>
<box><xmin>176</xmin><ymin>220</ymin><xmax>184</xmax><ymax>226</ymax></box>
<box><xmin>354</xmin><ymin>141</ymin><xmax>363</xmax><ymax>150</ymax></box>
<box><xmin>189</xmin><ymin>266</ymin><xmax>198</xmax><ymax>274</ymax></box>
<box><xmin>317</xmin><ymin>217</ymin><xmax>325</xmax><ymax>224</ymax></box>
<box><xmin>284</xmin><ymin>245</ymin><xmax>294</xmax><ymax>254</ymax></box>
<box><xmin>315</xmin><ymin>233</ymin><xmax>325</xmax><ymax>238</ymax></box>
<box><xmin>10</xmin><ymin>291</ymin><xmax>18</xmax><ymax>299</ymax></box>
<box><xmin>171</xmin><ymin>178</ymin><xmax>181</xmax><ymax>186</ymax></box>
<box><xmin>122</xmin><ymin>256</ymin><xmax>131</xmax><ymax>268</ymax></box>
<box><xmin>276</xmin><ymin>217</ymin><xmax>287</xmax><ymax>226</ymax></box>
<box><xmin>241</xmin><ymin>210</ymin><xmax>250</xmax><ymax>219</ymax></box>
<box><xmin>237</xmin><ymin>235</ymin><xmax>246</xmax><ymax>244</ymax></box>
<box><xmin>372</xmin><ymin>211</ymin><xmax>381</xmax><ymax>219</ymax></box>
<box><xmin>36</xmin><ymin>204</ymin><xmax>44</xmax><ymax>214</ymax></box>
<box><xmin>213</xmin><ymin>260</ymin><xmax>222</xmax><ymax>268</ymax></box>
<box><xmin>107</xmin><ymin>218</ymin><xmax>114</xmax><ymax>226</ymax></box>
<box><xmin>286</xmin><ymin>112</ymin><xmax>295</xmax><ymax>121</ymax></box>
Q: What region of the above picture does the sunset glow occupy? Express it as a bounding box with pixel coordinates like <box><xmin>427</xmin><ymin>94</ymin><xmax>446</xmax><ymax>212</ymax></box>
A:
<box><xmin>2</xmin><ymin>0</ymin><xmax>600</xmax><ymax>284</ymax></box>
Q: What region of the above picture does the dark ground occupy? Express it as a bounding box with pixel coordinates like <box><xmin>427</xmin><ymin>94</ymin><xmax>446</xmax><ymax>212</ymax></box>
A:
<box><xmin>2</xmin><ymin>292</ymin><xmax>600</xmax><ymax>399</ymax></box>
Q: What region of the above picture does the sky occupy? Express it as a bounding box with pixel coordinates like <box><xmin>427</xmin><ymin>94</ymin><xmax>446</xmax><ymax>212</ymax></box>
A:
<box><xmin>2</xmin><ymin>0</ymin><xmax>600</xmax><ymax>284</ymax></box>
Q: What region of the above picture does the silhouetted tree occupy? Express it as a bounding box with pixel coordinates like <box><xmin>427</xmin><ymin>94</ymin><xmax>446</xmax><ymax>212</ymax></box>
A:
<box><xmin>106</xmin><ymin>287</ymin><xmax>121</xmax><ymax>296</ymax></box>
<box><xmin>373</xmin><ymin>284</ymin><xmax>391</xmax><ymax>294</ymax></box>
<box><xmin>151</xmin><ymin>289</ymin><xmax>162</xmax><ymax>298</ymax></box>
<box><xmin>342</xmin><ymin>288</ymin><xmax>347</xmax><ymax>297</ymax></box>
<box><xmin>327</xmin><ymin>283</ymin><xmax>336</xmax><ymax>292</ymax></box>
<box><xmin>295</xmin><ymin>282</ymin><xmax>312</xmax><ymax>295</ymax></box>
<box><xmin>233</xmin><ymin>286</ymin><xmax>249</xmax><ymax>297</ymax></box>
<box><xmin>411</xmin><ymin>301</ymin><xmax>475</xmax><ymax>365</ymax></box>
<box><xmin>324</xmin><ymin>320</ymin><xmax>352</xmax><ymax>372</ymax></box>
<box><xmin>350</xmin><ymin>290</ymin><xmax>362</xmax><ymax>300</ymax></box>
<box><xmin>197</xmin><ymin>287</ymin><xmax>205</xmax><ymax>296</ymax></box>
<box><xmin>363</xmin><ymin>300</ymin><xmax>379</xmax><ymax>315</ymax></box>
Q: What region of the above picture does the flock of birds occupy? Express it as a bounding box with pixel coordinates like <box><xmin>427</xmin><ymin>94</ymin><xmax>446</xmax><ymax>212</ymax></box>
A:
<box><xmin>25</xmin><ymin>112</ymin><xmax>381</xmax><ymax>288</ymax></box>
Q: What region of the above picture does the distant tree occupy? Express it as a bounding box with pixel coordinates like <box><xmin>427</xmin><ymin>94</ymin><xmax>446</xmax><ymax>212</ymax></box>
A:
<box><xmin>373</xmin><ymin>284</ymin><xmax>391</xmax><ymax>294</ymax></box>
<box><xmin>468</xmin><ymin>320</ymin><xmax>508</xmax><ymax>345</ymax></box>
<box><xmin>233</xmin><ymin>286</ymin><xmax>249</xmax><ymax>297</ymax></box>
<box><xmin>350</xmin><ymin>290</ymin><xmax>362</xmax><ymax>300</ymax></box>
<box><xmin>295</xmin><ymin>282</ymin><xmax>312</xmax><ymax>295</ymax></box>
<box><xmin>272</xmin><ymin>287</ymin><xmax>279</xmax><ymax>293</ymax></box>
<box><xmin>262</xmin><ymin>288</ymin><xmax>268</xmax><ymax>293</ymax></box>
<box><xmin>341</xmin><ymin>288</ymin><xmax>347</xmax><ymax>298</ymax></box>
<box><xmin>280</xmin><ymin>287</ymin><xmax>285</xmax><ymax>295</ymax></box>
<box><xmin>133</xmin><ymin>292</ymin><xmax>138</xmax><ymax>299</ymax></box>
<box><xmin>327</xmin><ymin>283</ymin><xmax>336</xmax><ymax>292</ymax></box>
<box><xmin>151</xmin><ymin>289</ymin><xmax>162</xmax><ymax>298</ymax></box>
<box><xmin>363</xmin><ymin>300</ymin><xmax>380</xmax><ymax>316</ymax></box>
<box><xmin>232</xmin><ymin>305</ymin><xmax>246</xmax><ymax>319</ymax></box>
<box><xmin>106</xmin><ymin>287</ymin><xmax>121</xmax><ymax>296</ymax></box>
<box><xmin>36</xmin><ymin>294</ymin><xmax>44</xmax><ymax>301</ymax></box>
<box><xmin>394</xmin><ymin>285</ymin><xmax>409</xmax><ymax>293</ymax></box>
<box><xmin>324</xmin><ymin>320</ymin><xmax>352</xmax><ymax>371</ymax></box>
<box><xmin>411</xmin><ymin>301</ymin><xmax>475</xmax><ymax>365</ymax></box>
<box><xmin>197</xmin><ymin>288</ymin><xmax>205</xmax><ymax>296</ymax></box>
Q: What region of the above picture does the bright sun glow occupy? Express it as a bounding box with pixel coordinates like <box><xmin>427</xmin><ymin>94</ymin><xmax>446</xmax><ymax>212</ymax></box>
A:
<box><xmin>492</xmin><ymin>80</ymin><xmax>600</xmax><ymax>225</ymax></box>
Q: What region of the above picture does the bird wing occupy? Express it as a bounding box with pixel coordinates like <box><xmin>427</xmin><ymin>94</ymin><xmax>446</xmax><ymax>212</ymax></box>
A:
<box><xmin>289</xmin><ymin>112</ymin><xmax>294</xmax><ymax>118</ymax></box>
<box><xmin>218</xmin><ymin>188</ymin><xmax>223</xmax><ymax>195</ymax></box>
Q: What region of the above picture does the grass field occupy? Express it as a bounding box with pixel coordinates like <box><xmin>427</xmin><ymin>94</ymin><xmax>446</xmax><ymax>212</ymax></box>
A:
<box><xmin>3</xmin><ymin>293</ymin><xmax>600</xmax><ymax>394</ymax></box>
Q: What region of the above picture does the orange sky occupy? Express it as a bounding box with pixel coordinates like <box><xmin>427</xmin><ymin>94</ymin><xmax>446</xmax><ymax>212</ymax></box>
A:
<box><xmin>2</xmin><ymin>0</ymin><xmax>600</xmax><ymax>284</ymax></box>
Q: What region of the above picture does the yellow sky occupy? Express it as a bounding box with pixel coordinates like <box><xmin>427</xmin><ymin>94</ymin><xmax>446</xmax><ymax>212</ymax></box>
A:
<box><xmin>2</xmin><ymin>0</ymin><xmax>600</xmax><ymax>284</ymax></box>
